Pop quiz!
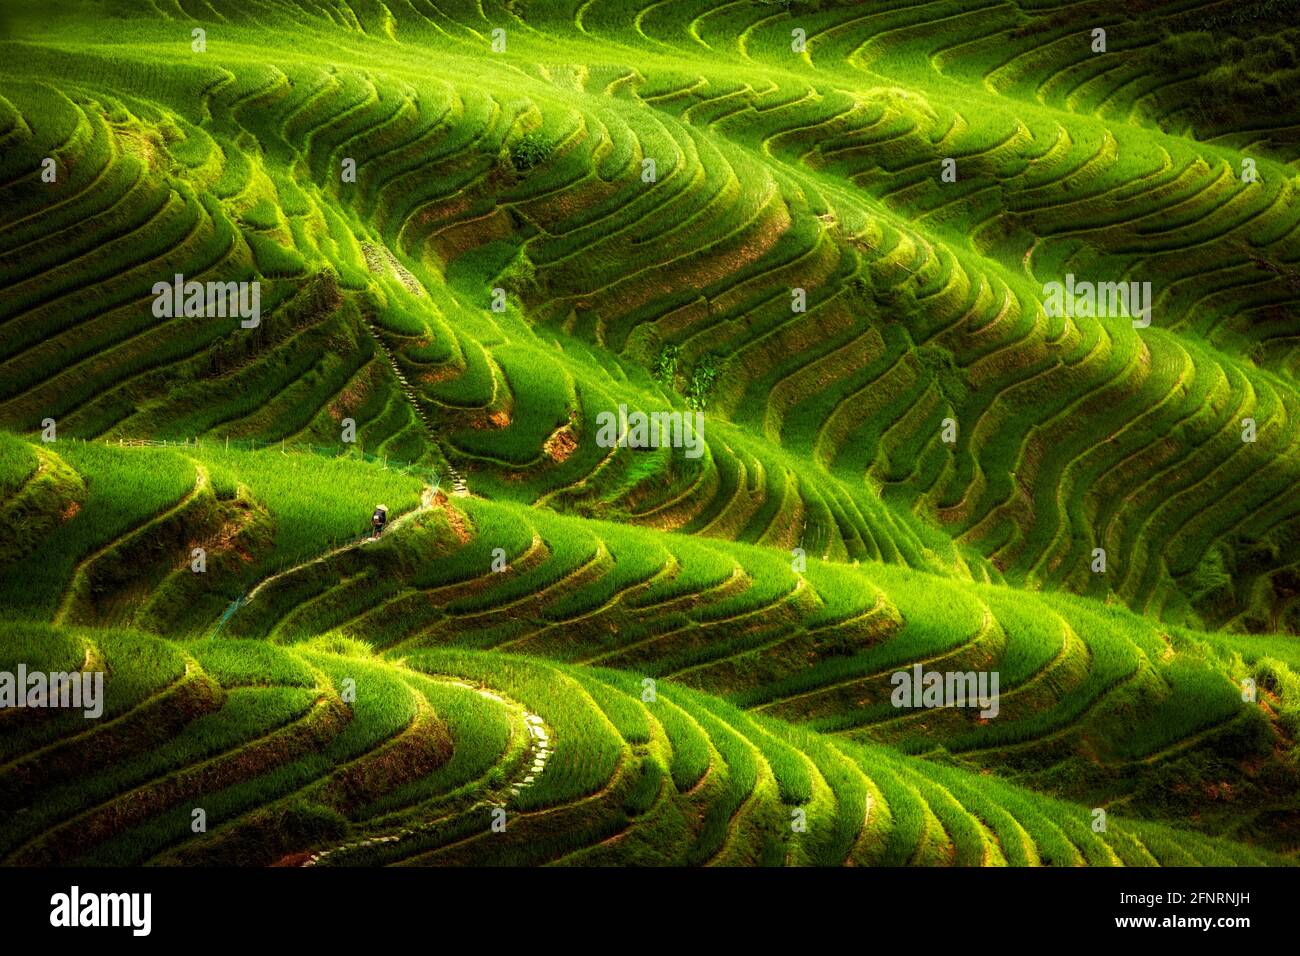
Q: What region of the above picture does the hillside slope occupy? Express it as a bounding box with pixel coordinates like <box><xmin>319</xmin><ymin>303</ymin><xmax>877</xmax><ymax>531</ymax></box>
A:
<box><xmin>1</xmin><ymin>621</ymin><xmax>1288</xmax><ymax>867</ymax></box>
<box><xmin>2</xmin><ymin>1</ymin><xmax>1299</xmax><ymax>628</ymax></box>
<box><xmin>3</xmin><ymin>437</ymin><xmax>1297</xmax><ymax>853</ymax></box>
<box><xmin>1</xmin><ymin>0</ymin><xmax>1298</xmax><ymax>866</ymax></box>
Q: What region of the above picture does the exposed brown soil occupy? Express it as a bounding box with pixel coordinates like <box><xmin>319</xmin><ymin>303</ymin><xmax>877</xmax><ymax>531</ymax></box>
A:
<box><xmin>543</xmin><ymin>425</ymin><xmax>577</xmax><ymax>463</ymax></box>
<box><xmin>327</xmin><ymin>365</ymin><xmax>375</xmax><ymax>421</ymax></box>
<box><xmin>419</xmin><ymin>363</ymin><xmax>462</xmax><ymax>384</ymax></box>
<box><xmin>433</xmin><ymin>491</ymin><xmax>472</xmax><ymax>544</ymax></box>
<box><xmin>204</xmin><ymin>503</ymin><xmax>260</xmax><ymax>564</ymax></box>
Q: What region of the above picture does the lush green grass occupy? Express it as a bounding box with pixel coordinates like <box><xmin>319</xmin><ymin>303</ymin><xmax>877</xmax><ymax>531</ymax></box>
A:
<box><xmin>1</xmin><ymin>0</ymin><xmax>1298</xmax><ymax>866</ymax></box>
<box><xmin>4</xmin><ymin>435</ymin><xmax>1297</xmax><ymax>856</ymax></box>
<box><xmin>8</xmin><ymin>622</ymin><xmax>1285</xmax><ymax>866</ymax></box>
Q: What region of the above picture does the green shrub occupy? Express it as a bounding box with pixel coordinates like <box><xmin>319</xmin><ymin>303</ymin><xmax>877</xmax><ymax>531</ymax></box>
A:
<box><xmin>651</xmin><ymin>343</ymin><xmax>680</xmax><ymax>387</ymax></box>
<box><xmin>508</xmin><ymin>133</ymin><xmax>554</xmax><ymax>173</ymax></box>
<box><xmin>687</xmin><ymin>354</ymin><xmax>724</xmax><ymax>411</ymax></box>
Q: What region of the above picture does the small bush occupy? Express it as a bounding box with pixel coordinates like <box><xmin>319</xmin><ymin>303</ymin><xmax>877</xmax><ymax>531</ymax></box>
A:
<box><xmin>651</xmin><ymin>343</ymin><xmax>680</xmax><ymax>386</ymax></box>
<box><xmin>687</xmin><ymin>354</ymin><xmax>723</xmax><ymax>410</ymax></box>
<box><xmin>508</xmin><ymin>132</ymin><xmax>554</xmax><ymax>173</ymax></box>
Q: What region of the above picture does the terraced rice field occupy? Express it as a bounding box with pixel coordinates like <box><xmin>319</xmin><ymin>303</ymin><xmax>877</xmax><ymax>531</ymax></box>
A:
<box><xmin>1</xmin><ymin>0</ymin><xmax>1298</xmax><ymax>868</ymax></box>
<box><xmin>1</xmin><ymin>620</ymin><xmax>1288</xmax><ymax>867</ymax></box>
